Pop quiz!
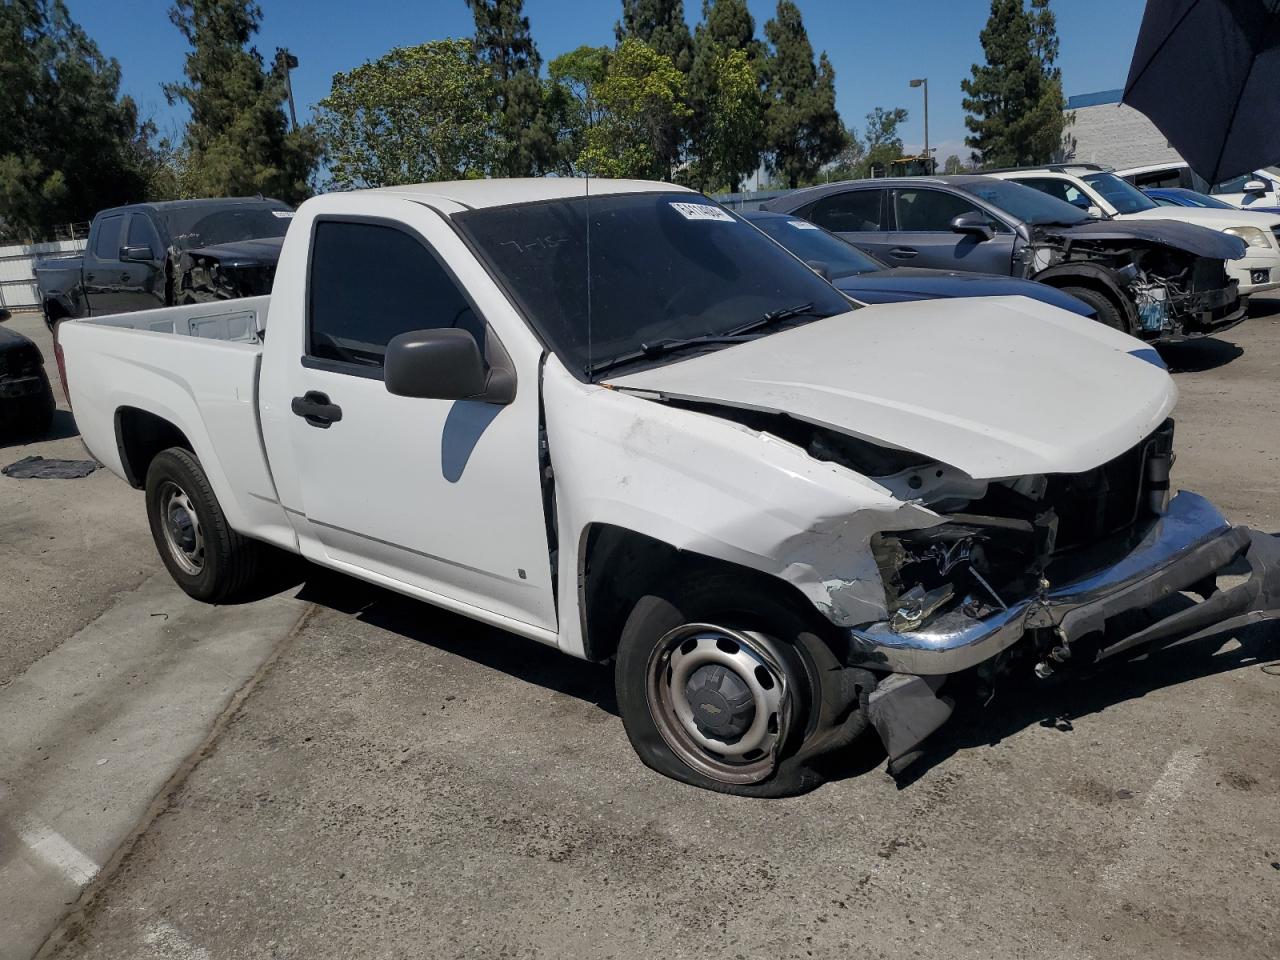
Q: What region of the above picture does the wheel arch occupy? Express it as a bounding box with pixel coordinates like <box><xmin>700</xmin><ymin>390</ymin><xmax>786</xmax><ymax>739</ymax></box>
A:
<box><xmin>577</xmin><ymin>522</ymin><xmax>836</xmax><ymax>663</ymax></box>
<box><xmin>1033</xmin><ymin>264</ymin><xmax>1139</xmax><ymax>331</ymax></box>
<box><xmin>115</xmin><ymin>406</ymin><xmax>194</xmax><ymax>489</ymax></box>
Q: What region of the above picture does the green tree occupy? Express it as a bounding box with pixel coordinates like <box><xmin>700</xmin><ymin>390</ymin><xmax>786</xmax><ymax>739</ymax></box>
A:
<box><xmin>316</xmin><ymin>40</ymin><xmax>496</xmax><ymax>188</ymax></box>
<box><xmin>615</xmin><ymin>0</ymin><xmax>694</xmax><ymax>72</ymax></box>
<box><xmin>548</xmin><ymin>45</ymin><xmax>611</xmax><ymax>175</ymax></box>
<box><xmin>0</xmin><ymin>0</ymin><xmax>148</xmax><ymax>239</ymax></box>
<box><xmin>687</xmin><ymin>0</ymin><xmax>764</xmax><ymax>189</ymax></box>
<box><xmin>862</xmin><ymin>105</ymin><xmax>908</xmax><ymax>175</ymax></box>
<box><xmin>691</xmin><ymin>49</ymin><xmax>762</xmax><ymax>191</ymax></box>
<box><xmin>165</xmin><ymin>0</ymin><xmax>318</xmax><ymax>202</ymax></box>
<box><xmin>762</xmin><ymin>1</ymin><xmax>844</xmax><ymax>189</ymax></box>
<box><xmin>467</xmin><ymin>0</ymin><xmax>558</xmax><ymax>176</ymax></box>
<box><xmin>943</xmin><ymin>153</ymin><xmax>964</xmax><ymax>174</ymax></box>
<box><xmin>961</xmin><ymin>0</ymin><xmax>1068</xmax><ymax>167</ymax></box>
<box><xmin>580</xmin><ymin>38</ymin><xmax>690</xmax><ymax>179</ymax></box>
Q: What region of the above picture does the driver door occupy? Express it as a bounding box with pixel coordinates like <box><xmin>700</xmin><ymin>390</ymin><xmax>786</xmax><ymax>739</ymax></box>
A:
<box><xmin>259</xmin><ymin>205</ymin><xmax>557</xmax><ymax>634</ymax></box>
<box><xmin>884</xmin><ymin>187</ymin><xmax>1016</xmax><ymax>274</ymax></box>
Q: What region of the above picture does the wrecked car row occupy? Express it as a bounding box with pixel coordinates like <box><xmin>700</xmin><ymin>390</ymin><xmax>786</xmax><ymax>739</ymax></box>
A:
<box><xmin>763</xmin><ymin>174</ymin><xmax>1249</xmax><ymax>340</ymax></box>
<box><xmin>56</xmin><ymin>179</ymin><xmax>1280</xmax><ymax>796</ymax></box>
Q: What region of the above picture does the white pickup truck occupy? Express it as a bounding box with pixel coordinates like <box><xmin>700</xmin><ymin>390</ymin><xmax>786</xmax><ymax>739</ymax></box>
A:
<box><xmin>59</xmin><ymin>179</ymin><xmax>1280</xmax><ymax>796</ymax></box>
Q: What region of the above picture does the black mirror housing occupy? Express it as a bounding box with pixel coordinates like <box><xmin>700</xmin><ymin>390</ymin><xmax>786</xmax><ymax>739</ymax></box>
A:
<box><xmin>950</xmin><ymin>212</ymin><xmax>995</xmax><ymax>241</ymax></box>
<box><xmin>384</xmin><ymin>328</ymin><xmax>515</xmax><ymax>405</ymax></box>
<box><xmin>120</xmin><ymin>243</ymin><xmax>157</xmax><ymax>262</ymax></box>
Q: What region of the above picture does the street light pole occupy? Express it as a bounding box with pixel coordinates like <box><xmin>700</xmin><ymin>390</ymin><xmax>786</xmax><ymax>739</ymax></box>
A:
<box><xmin>910</xmin><ymin>77</ymin><xmax>929</xmax><ymax>173</ymax></box>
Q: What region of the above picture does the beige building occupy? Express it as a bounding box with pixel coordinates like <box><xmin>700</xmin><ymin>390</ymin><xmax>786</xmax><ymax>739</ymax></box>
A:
<box><xmin>1063</xmin><ymin>89</ymin><xmax>1181</xmax><ymax>170</ymax></box>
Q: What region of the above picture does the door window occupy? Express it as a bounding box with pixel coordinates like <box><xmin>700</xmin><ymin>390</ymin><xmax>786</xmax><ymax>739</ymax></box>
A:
<box><xmin>307</xmin><ymin>220</ymin><xmax>484</xmax><ymax>372</ymax></box>
<box><xmin>126</xmin><ymin>214</ymin><xmax>162</xmax><ymax>258</ymax></box>
<box><xmin>808</xmin><ymin>190</ymin><xmax>883</xmax><ymax>232</ymax></box>
<box><xmin>92</xmin><ymin>214</ymin><xmax>124</xmax><ymax>260</ymax></box>
<box><xmin>892</xmin><ymin>189</ymin><xmax>995</xmax><ymax>231</ymax></box>
<box><xmin>1130</xmin><ymin>168</ymin><xmax>1186</xmax><ymax>189</ymax></box>
<box><xmin>1211</xmin><ymin>174</ymin><xmax>1255</xmax><ymax>194</ymax></box>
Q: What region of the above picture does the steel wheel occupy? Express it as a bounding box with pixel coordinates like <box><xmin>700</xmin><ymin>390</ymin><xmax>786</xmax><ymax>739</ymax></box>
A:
<box><xmin>157</xmin><ymin>480</ymin><xmax>205</xmax><ymax>576</ymax></box>
<box><xmin>645</xmin><ymin>623</ymin><xmax>791</xmax><ymax>785</ymax></box>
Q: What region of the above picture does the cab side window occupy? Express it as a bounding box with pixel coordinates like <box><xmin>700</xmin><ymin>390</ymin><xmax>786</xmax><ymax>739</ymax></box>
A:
<box><xmin>1016</xmin><ymin>177</ymin><xmax>1090</xmax><ymax>208</ymax></box>
<box><xmin>92</xmin><ymin>214</ymin><xmax>124</xmax><ymax>261</ymax></box>
<box><xmin>808</xmin><ymin>190</ymin><xmax>883</xmax><ymax>232</ymax></box>
<box><xmin>307</xmin><ymin>220</ymin><xmax>484</xmax><ymax>373</ymax></box>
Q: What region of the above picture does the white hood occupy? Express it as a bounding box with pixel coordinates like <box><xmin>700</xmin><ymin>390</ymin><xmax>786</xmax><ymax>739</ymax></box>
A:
<box><xmin>607</xmin><ymin>297</ymin><xmax>1177</xmax><ymax>480</ymax></box>
<box><xmin>1121</xmin><ymin>206</ymin><xmax>1280</xmax><ymax>232</ymax></box>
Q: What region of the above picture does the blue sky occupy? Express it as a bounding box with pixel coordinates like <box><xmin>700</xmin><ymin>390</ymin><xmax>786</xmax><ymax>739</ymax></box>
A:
<box><xmin>66</xmin><ymin>0</ymin><xmax>1147</xmax><ymax>163</ymax></box>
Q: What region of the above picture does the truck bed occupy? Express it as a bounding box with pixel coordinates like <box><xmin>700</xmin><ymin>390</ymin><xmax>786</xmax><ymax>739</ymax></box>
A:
<box><xmin>58</xmin><ymin>296</ymin><xmax>295</xmax><ymax>552</ymax></box>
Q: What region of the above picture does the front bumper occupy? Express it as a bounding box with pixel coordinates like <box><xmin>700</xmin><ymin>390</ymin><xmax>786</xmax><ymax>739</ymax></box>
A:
<box><xmin>845</xmin><ymin>492</ymin><xmax>1280</xmax><ymax>676</ymax></box>
<box><xmin>0</xmin><ymin>373</ymin><xmax>50</xmax><ymax>400</ymax></box>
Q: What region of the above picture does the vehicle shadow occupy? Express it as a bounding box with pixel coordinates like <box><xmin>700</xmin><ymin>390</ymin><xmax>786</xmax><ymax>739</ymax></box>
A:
<box><xmin>893</xmin><ymin>616</ymin><xmax>1279</xmax><ymax>790</ymax></box>
<box><xmin>0</xmin><ymin>409</ymin><xmax>80</xmax><ymax>449</ymax></box>
<box><xmin>1157</xmin><ymin>337</ymin><xmax>1244</xmax><ymax>373</ymax></box>
<box><xmin>1248</xmin><ymin>296</ymin><xmax>1280</xmax><ymax>319</ymax></box>
<box><xmin>294</xmin><ymin>566</ymin><xmax>619</xmax><ymax>716</ymax></box>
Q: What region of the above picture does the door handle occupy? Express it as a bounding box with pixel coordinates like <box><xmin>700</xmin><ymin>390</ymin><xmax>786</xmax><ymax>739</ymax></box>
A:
<box><xmin>889</xmin><ymin>247</ymin><xmax>918</xmax><ymax>259</ymax></box>
<box><xmin>291</xmin><ymin>391</ymin><xmax>343</xmax><ymax>428</ymax></box>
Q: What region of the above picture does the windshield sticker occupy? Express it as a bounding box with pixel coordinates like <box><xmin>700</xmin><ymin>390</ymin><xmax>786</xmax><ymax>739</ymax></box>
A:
<box><xmin>669</xmin><ymin>202</ymin><xmax>735</xmax><ymax>222</ymax></box>
<box><xmin>787</xmin><ymin>220</ymin><xmax>819</xmax><ymax>229</ymax></box>
<box><xmin>272</xmin><ymin>211</ymin><xmax>295</xmax><ymax>219</ymax></box>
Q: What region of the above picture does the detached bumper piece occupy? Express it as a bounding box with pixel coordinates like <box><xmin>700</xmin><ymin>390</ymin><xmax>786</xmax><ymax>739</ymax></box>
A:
<box><xmin>853</xmin><ymin>492</ymin><xmax>1280</xmax><ymax>772</ymax></box>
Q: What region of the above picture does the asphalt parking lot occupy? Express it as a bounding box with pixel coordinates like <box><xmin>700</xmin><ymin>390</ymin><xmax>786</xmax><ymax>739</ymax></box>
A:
<box><xmin>1</xmin><ymin>303</ymin><xmax>1277</xmax><ymax>960</ymax></box>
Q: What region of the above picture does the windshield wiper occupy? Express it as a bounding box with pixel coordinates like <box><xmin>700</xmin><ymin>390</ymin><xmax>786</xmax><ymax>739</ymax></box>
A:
<box><xmin>587</xmin><ymin>302</ymin><xmax>826</xmax><ymax>378</ymax></box>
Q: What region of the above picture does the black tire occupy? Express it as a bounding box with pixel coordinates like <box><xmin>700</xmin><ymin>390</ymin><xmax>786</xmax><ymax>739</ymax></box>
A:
<box><xmin>1061</xmin><ymin>285</ymin><xmax>1129</xmax><ymax>333</ymax></box>
<box><xmin>144</xmin><ymin>447</ymin><xmax>263</xmax><ymax>602</ymax></box>
<box><xmin>614</xmin><ymin>572</ymin><xmax>875</xmax><ymax>797</ymax></box>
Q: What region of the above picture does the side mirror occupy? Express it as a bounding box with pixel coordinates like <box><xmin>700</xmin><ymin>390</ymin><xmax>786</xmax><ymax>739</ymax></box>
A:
<box><xmin>1243</xmin><ymin>179</ymin><xmax>1267</xmax><ymax>194</ymax></box>
<box><xmin>120</xmin><ymin>243</ymin><xmax>157</xmax><ymax>262</ymax></box>
<box><xmin>805</xmin><ymin>260</ymin><xmax>833</xmax><ymax>281</ymax></box>
<box><xmin>1087</xmin><ymin>205</ymin><xmax>1104</xmax><ymax>219</ymax></box>
<box><xmin>950</xmin><ymin>211</ymin><xmax>994</xmax><ymax>241</ymax></box>
<box><xmin>0</xmin><ymin>308</ymin><xmax>10</xmax><ymax>323</ymax></box>
<box><xmin>384</xmin><ymin>328</ymin><xmax>515</xmax><ymax>405</ymax></box>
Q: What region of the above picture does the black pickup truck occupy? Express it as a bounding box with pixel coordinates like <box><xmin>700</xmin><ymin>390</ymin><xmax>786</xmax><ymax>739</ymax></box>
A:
<box><xmin>35</xmin><ymin>197</ymin><xmax>293</xmax><ymax>332</ymax></box>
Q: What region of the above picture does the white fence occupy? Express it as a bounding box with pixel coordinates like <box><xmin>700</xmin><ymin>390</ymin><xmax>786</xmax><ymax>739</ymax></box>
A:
<box><xmin>0</xmin><ymin>239</ymin><xmax>86</xmax><ymax>311</ymax></box>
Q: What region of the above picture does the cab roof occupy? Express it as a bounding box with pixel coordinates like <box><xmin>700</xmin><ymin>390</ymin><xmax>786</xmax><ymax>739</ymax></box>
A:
<box><xmin>366</xmin><ymin>177</ymin><xmax>695</xmax><ymax>211</ymax></box>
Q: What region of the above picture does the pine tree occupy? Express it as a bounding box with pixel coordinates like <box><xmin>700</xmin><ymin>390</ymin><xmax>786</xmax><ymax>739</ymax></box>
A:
<box><xmin>467</xmin><ymin>0</ymin><xmax>558</xmax><ymax>176</ymax></box>
<box><xmin>687</xmin><ymin>0</ymin><xmax>764</xmax><ymax>189</ymax></box>
<box><xmin>762</xmin><ymin>1</ymin><xmax>844</xmax><ymax>189</ymax></box>
<box><xmin>165</xmin><ymin>0</ymin><xmax>318</xmax><ymax>202</ymax></box>
<box><xmin>616</xmin><ymin>0</ymin><xmax>694</xmax><ymax>73</ymax></box>
<box><xmin>0</xmin><ymin>0</ymin><xmax>148</xmax><ymax>239</ymax></box>
<box><xmin>961</xmin><ymin>0</ymin><xmax>1068</xmax><ymax>167</ymax></box>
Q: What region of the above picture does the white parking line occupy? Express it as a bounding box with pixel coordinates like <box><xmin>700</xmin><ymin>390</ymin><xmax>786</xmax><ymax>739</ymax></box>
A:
<box><xmin>15</xmin><ymin>815</ymin><xmax>100</xmax><ymax>888</ymax></box>
<box><xmin>1099</xmin><ymin>747</ymin><xmax>1202</xmax><ymax>891</ymax></box>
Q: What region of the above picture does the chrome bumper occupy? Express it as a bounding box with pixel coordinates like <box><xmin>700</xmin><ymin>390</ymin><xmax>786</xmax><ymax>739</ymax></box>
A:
<box><xmin>846</xmin><ymin>492</ymin><xmax>1280</xmax><ymax>676</ymax></box>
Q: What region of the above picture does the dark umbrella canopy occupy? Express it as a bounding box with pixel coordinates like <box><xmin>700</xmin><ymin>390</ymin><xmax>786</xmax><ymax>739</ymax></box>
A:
<box><xmin>1123</xmin><ymin>0</ymin><xmax>1280</xmax><ymax>184</ymax></box>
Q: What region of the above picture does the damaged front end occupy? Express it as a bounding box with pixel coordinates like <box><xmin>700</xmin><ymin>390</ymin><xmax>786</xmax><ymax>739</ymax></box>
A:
<box><xmin>1026</xmin><ymin>227</ymin><xmax>1246</xmax><ymax>339</ymax></box>
<box><xmin>173</xmin><ymin>240</ymin><xmax>282</xmax><ymax>304</ymax></box>
<box><xmin>846</xmin><ymin>421</ymin><xmax>1280</xmax><ymax>771</ymax></box>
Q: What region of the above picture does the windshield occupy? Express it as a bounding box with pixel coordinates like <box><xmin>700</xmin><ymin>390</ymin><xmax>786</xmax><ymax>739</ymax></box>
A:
<box><xmin>1082</xmin><ymin>172</ymin><xmax>1158</xmax><ymax>214</ymax></box>
<box><xmin>456</xmin><ymin>192</ymin><xmax>852</xmax><ymax>378</ymax></box>
<box><xmin>963</xmin><ymin>179</ymin><xmax>1088</xmax><ymax>225</ymax></box>
<box><xmin>746</xmin><ymin>215</ymin><xmax>884</xmax><ymax>278</ymax></box>
<box><xmin>1171</xmin><ymin>190</ymin><xmax>1234</xmax><ymax>209</ymax></box>
<box><xmin>161</xmin><ymin>201</ymin><xmax>294</xmax><ymax>251</ymax></box>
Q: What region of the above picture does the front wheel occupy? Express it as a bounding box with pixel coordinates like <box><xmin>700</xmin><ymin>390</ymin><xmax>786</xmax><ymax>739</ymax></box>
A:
<box><xmin>1061</xmin><ymin>285</ymin><xmax>1129</xmax><ymax>333</ymax></box>
<box><xmin>145</xmin><ymin>447</ymin><xmax>263</xmax><ymax>602</ymax></box>
<box><xmin>615</xmin><ymin>573</ymin><xmax>873</xmax><ymax>797</ymax></box>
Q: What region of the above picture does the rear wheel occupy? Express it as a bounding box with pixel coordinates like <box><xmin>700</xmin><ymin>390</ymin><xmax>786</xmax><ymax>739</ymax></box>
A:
<box><xmin>615</xmin><ymin>573</ymin><xmax>873</xmax><ymax>797</ymax></box>
<box><xmin>145</xmin><ymin>447</ymin><xmax>263</xmax><ymax>602</ymax></box>
<box><xmin>1061</xmin><ymin>285</ymin><xmax>1129</xmax><ymax>333</ymax></box>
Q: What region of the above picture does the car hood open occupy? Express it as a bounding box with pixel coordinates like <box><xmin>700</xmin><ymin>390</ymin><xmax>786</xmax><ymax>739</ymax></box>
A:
<box><xmin>606</xmin><ymin>296</ymin><xmax>1176</xmax><ymax>480</ymax></box>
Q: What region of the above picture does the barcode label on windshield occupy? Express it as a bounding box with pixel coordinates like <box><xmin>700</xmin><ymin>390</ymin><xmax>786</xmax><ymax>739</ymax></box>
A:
<box><xmin>272</xmin><ymin>211</ymin><xmax>295</xmax><ymax>219</ymax></box>
<box><xmin>670</xmin><ymin>202</ymin><xmax>735</xmax><ymax>222</ymax></box>
<box><xmin>787</xmin><ymin>220</ymin><xmax>819</xmax><ymax>229</ymax></box>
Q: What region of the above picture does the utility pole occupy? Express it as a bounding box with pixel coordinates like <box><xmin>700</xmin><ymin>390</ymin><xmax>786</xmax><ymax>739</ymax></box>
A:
<box><xmin>910</xmin><ymin>77</ymin><xmax>930</xmax><ymax>173</ymax></box>
<box><xmin>276</xmin><ymin>48</ymin><xmax>299</xmax><ymax>130</ymax></box>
